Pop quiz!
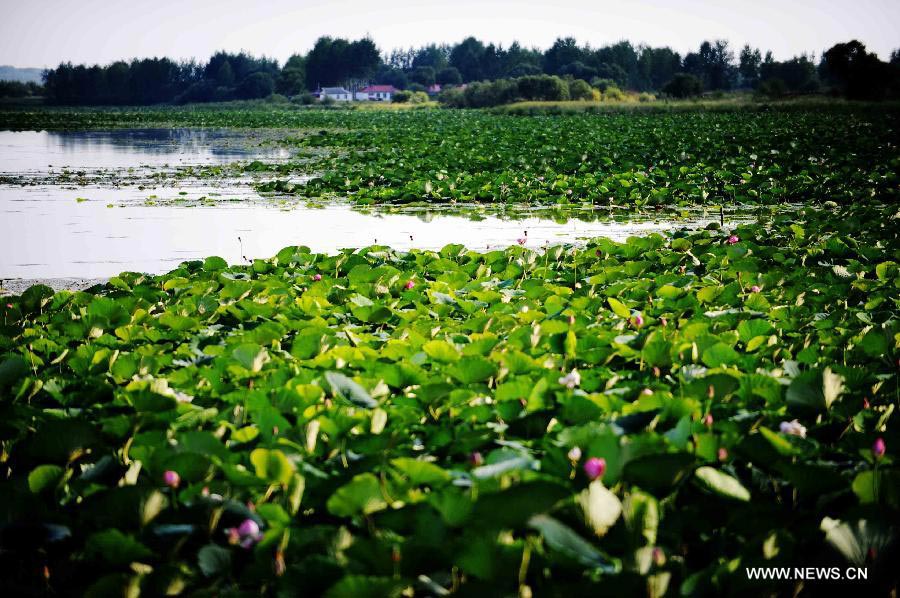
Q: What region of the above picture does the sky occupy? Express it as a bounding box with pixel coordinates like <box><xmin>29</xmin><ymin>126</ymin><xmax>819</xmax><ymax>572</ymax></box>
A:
<box><xmin>1</xmin><ymin>0</ymin><xmax>898</xmax><ymax>68</ymax></box>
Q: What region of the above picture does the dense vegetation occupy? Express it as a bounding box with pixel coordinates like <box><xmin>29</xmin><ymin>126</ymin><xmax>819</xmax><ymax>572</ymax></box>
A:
<box><xmin>256</xmin><ymin>106</ymin><xmax>899</xmax><ymax>207</ymax></box>
<box><xmin>0</xmin><ymin>104</ymin><xmax>898</xmax><ymax>595</ymax></box>
<box><xmin>0</xmin><ymin>80</ymin><xmax>42</xmax><ymax>99</ymax></box>
<box><xmin>35</xmin><ymin>36</ymin><xmax>900</xmax><ymax>105</ymax></box>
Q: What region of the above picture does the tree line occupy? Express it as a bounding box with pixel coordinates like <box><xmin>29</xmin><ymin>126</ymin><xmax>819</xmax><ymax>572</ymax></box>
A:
<box><xmin>32</xmin><ymin>36</ymin><xmax>900</xmax><ymax>105</ymax></box>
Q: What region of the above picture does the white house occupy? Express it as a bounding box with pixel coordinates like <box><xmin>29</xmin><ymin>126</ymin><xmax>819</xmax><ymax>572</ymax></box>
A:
<box><xmin>318</xmin><ymin>87</ymin><xmax>352</xmax><ymax>101</ymax></box>
<box><xmin>355</xmin><ymin>85</ymin><xmax>399</xmax><ymax>102</ymax></box>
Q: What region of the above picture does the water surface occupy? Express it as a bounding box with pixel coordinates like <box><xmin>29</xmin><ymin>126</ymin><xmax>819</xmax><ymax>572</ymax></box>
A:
<box><xmin>0</xmin><ymin>128</ymin><xmax>289</xmax><ymax>174</ymax></box>
<box><xmin>1</xmin><ymin>128</ymin><xmax>739</xmax><ymax>280</ymax></box>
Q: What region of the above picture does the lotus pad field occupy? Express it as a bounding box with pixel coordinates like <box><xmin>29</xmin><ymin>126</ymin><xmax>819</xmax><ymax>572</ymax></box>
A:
<box><xmin>1</xmin><ymin>105</ymin><xmax>899</xmax><ymax>596</ymax></box>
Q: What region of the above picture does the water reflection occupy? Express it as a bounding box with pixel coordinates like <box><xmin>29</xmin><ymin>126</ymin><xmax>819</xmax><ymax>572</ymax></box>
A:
<box><xmin>0</xmin><ymin>128</ymin><xmax>289</xmax><ymax>173</ymax></box>
<box><xmin>0</xmin><ymin>185</ymin><xmax>748</xmax><ymax>279</ymax></box>
<box><xmin>0</xmin><ymin>127</ymin><xmax>755</xmax><ymax>280</ymax></box>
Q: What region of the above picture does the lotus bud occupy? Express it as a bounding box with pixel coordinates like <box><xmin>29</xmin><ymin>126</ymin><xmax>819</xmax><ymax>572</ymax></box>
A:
<box><xmin>163</xmin><ymin>470</ymin><xmax>180</xmax><ymax>489</ymax></box>
<box><xmin>567</xmin><ymin>446</ymin><xmax>582</xmax><ymax>462</ymax></box>
<box><xmin>873</xmin><ymin>438</ymin><xmax>886</xmax><ymax>459</ymax></box>
<box><xmin>583</xmin><ymin>457</ymin><xmax>606</xmax><ymax>480</ymax></box>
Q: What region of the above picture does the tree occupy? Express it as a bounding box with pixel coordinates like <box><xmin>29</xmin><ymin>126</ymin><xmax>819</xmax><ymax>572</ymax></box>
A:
<box><xmin>410</xmin><ymin>66</ymin><xmax>435</xmax><ymax>86</ymax></box>
<box><xmin>374</xmin><ymin>66</ymin><xmax>408</xmax><ymax>89</ymax></box>
<box><xmin>436</xmin><ymin>67</ymin><xmax>462</xmax><ymax>86</ymax></box>
<box><xmin>760</xmin><ymin>55</ymin><xmax>818</xmax><ymax>94</ymax></box>
<box><xmin>568</xmin><ymin>79</ymin><xmax>593</xmax><ymax>100</ymax></box>
<box><xmin>684</xmin><ymin>40</ymin><xmax>736</xmax><ymax>90</ymax></box>
<box><xmin>450</xmin><ymin>37</ymin><xmax>486</xmax><ymax>81</ymax></box>
<box><xmin>594</xmin><ymin>63</ymin><xmax>628</xmax><ymax>88</ymax></box>
<box><xmin>503</xmin><ymin>42</ymin><xmax>543</xmax><ymax>78</ymax></box>
<box><xmin>278</xmin><ymin>54</ymin><xmax>306</xmax><ymax>95</ymax></box>
<box><xmin>820</xmin><ymin>40</ymin><xmax>892</xmax><ymax>99</ymax></box>
<box><xmin>738</xmin><ymin>45</ymin><xmax>762</xmax><ymax>88</ymax></box>
<box><xmin>591</xmin><ymin>41</ymin><xmax>639</xmax><ymax>88</ymax></box>
<box><xmin>559</xmin><ymin>61</ymin><xmax>597</xmax><ymax>80</ymax></box>
<box><xmin>347</xmin><ymin>37</ymin><xmax>381</xmax><ymax>81</ymax></box>
<box><xmin>543</xmin><ymin>37</ymin><xmax>584</xmax><ymax>75</ymax></box>
<box><xmin>305</xmin><ymin>36</ymin><xmax>380</xmax><ymax>89</ymax></box>
<box><xmin>637</xmin><ymin>47</ymin><xmax>681</xmax><ymax>91</ymax></box>
<box><xmin>412</xmin><ymin>44</ymin><xmax>449</xmax><ymax>71</ymax></box>
<box><xmin>662</xmin><ymin>73</ymin><xmax>703</xmax><ymax>98</ymax></box>
<box><xmin>237</xmin><ymin>72</ymin><xmax>275</xmax><ymax>99</ymax></box>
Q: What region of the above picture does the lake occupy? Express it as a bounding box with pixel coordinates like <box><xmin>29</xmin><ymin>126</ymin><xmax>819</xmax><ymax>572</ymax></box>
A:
<box><xmin>0</xmin><ymin>128</ymin><xmax>735</xmax><ymax>282</ymax></box>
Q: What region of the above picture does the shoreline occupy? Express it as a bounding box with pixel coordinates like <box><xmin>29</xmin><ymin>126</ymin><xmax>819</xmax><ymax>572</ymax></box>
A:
<box><xmin>0</xmin><ymin>277</ymin><xmax>108</xmax><ymax>295</ymax></box>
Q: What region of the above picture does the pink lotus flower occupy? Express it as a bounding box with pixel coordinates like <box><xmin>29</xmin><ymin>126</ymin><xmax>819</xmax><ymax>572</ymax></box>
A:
<box><xmin>163</xmin><ymin>470</ymin><xmax>180</xmax><ymax>489</ymax></box>
<box><xmin>750</xmin><ymin>285</ymin><xmax>761</xmax><ymax>292</ymax></box>
<box><xmin>226</xmin><ymin>518</ymin><xmax>263</xmax><ymax>548</ymax></box>
<box><xmin>726</xmin><ymin>235</ymin><xmax>739</xmax><ymax>245</ymax></box>
<box><xmin>873</xmin><ymin>438</ymin><xmax>886</xmax><ymax>459</ymax></box>
<box><xmin>469</xmin><ymin>451</ymin><xmax>484</xmax><ymax>467</ymax></box>
<box><xmin>312</xmin><ymin>273</ymin><xmax>322</xmax><ymax>281</ymax></box>
<box><xmin>703</xmin><ymin>413</ymin><xmax>714</xmax><ymax>427</ymax></box>
<box><xmin>660</xmin><ymin>317</ymin><xmax>668</xmax><ymax>327</ymax></box>
<box><xmin>717</xmin><ymin>447</ymin><xmax>728</xmax><ymax>461</ymax></box>
<box><xmin>517</xmin><ymin>238</ymin><xmax>527</xmax><ymax>245</ymax></box>
<box><xmin>5</xmin><ymin>303</ymin><xmax>12</xmax><ymax>309</ymax></box>
<box><xmin>583</xmin><ymin>457</ymin><xmax>606</xmax><ymax>480</ymax></box>
<box><xmin>567</xmin><ymin>446</ymin><xmax>582</xmax><ymax>462</ymax></box>
<box><xmin>631</xmin><ymin>313</ymin><xmax>644</xmax><ymax>328</ymax></box>
<box><xmin>404</xmin><ymin>280</ymin><xmax>415</xmax><ymax>290</ymax></box>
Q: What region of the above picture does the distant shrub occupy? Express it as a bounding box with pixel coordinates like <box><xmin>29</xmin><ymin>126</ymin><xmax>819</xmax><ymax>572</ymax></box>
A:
<box><xmin>0</xmin><ymin>80</ymin><xmax>41</xmax><ymax>98</ymax></box>
<box><xmin>602</xmin><ymin>86</ymin><xmax>626</xmax><ymax>101</ymax></box>
<box><xmin>662</xmin><ymin>73</ymin><xmax>703</xmax><ymax>98</ymax></box>
<box><xmin>393</xmin><ymin>90</ymin><xmax>428</xmax><ymax>104</ymax></box>
<box><xmin>758</xmin><ymin>78</ymin><xmax>788</xmax><ymax>98</ymax></box>
<box><xmin>320</xmin><ymin>95</ymin><xmax>336</xmax><ymax>106</ymax></box>
<box><xmin>464</xmin><ymin>79</ymin><xmax>518</xmax><ymax>107</ymax></box>
<box><xmin>517</xmin><ymin>75</ymin><xmax>569</xmax><ymax>102</ymax></box>
<box><xmin>266</xmin><ymin>93</ymin><xmax>289</xmax><ymax>104</ymax></box>
<box><xmin>638</xmin><ymin>92</ymin><xmax>655</xmax><ymax>103</ymax></box>
<box><xmin>568</xmin><ymin>79</ymin><xmax>593</xmax><ymax>101</ymax></box>
<box><xmin>436</xmin><ymin>74</ymin><xmax>578</xmax><ymax>108</ymax></box>
<box><xmin>291</xmin><ymin>92</ymin><xmax>316</xmax><ymax>105</ymax></box>
<box><xmin>437</xmin><ymin>87</ymin><xmax>466</xmax><ymax>108</ymax></box>
<box><xmin>590</xmin><ymin>77</ymin><xmax>618</xmax><ymax>93</ymax></box>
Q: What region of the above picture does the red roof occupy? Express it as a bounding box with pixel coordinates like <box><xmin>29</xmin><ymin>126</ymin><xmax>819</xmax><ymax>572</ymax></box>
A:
<box><xmin>360</xmin><ymin>85</ymin><xmax>398</xmax><ymax>93</ymax></box>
